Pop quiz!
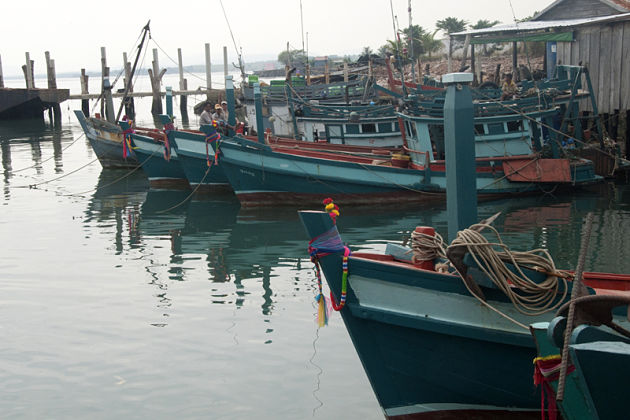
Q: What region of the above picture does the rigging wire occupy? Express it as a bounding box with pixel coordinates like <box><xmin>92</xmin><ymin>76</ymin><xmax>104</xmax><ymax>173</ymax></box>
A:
<box><xmin>219</xmin><ymin>0</ymin><xmax>246</xmax><ymax>80</ymax></box>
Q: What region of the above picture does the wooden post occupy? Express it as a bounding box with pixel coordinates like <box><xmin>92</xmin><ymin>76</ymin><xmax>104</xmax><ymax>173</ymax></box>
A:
<box><xmin>103</xmin><ymin>77</ymin><xmax>115</xmax><ymax>122</ymax></box>
<box><xmin>178</xmin><ymin>48</ymin><xmax>188</xmax><ymax>121</ymax></box>
<box><xmin>223</xmin><ymin>46</ymin><xmax>228</xmax><ymax>78</ymax></box>
<box><xmin>494</xmin><ymin>63</ymin><xmax>501</xmax><ymax>85</ymax></box>
<box><xmin>368</xmin><ymin>58</ymin><xmax>373</xmax><ymax>79</ymax></box>
<box><xmin>122</xmin><ymin>52</ymin><xmax>135</xmax><ymax>119</ymax></box>
<box><xmin>100</xmin><ymin>47</ymin><xmax>107</xmax><ymax>117</ymax></box>
<box><xmin>343</xmin><ymin>62</ymin><xmax>349</xmax><ymax>82</ymax></box>
<box><xmin>205</xmin><ymin>43</ymin><xmax>212</xmax><ymax>98</ymax></box>
<box><xmin>45</xmin><ymin>51</ymin><xmax>60</xmax><ymax>124</ymax></box>
<box><xmin>324</xmin><ymin>58</ymin><xmax>330</xmax><ymax>84</ymax></box>
<box><xmin>447</xmin><ymin>36</ymin><xmax>453</xmax><ymax>73</ymax></box>
<box><xmin>80</xmin><ymin>68</ymin><xmax>89</xmax><ymax>116</ymax></box>
<box><xmin>460</xmin><ymin>34</ymin><xmax>471</xmax><ymax>71</ymax></box>
<box><xmin>306</xmin><ymin>63</ymin><xmax>311</xmax><ymax>85</ymax></box>
<box><xmin>512</xmin><ymin>41</ymin><xmax>518</xmax><ymax>81</ymax></box>
<box><xmin>416</xmin><ymin>57</ymin><xmax>422</xmax><ymax>84</ymax></box>
<box><xmin>24</xmin><ymin>52</ymin><xmax>34</xmax><ymax>89</ymax></box>
<box><xmin>0</xmin><ymin>54</ymin><xmax>3</xmax><ymax>88</ymax></box>
<box><xmin>148</xmin><ymin>48</ymin><xmax>166</xmax><ymax>115</ymax></box>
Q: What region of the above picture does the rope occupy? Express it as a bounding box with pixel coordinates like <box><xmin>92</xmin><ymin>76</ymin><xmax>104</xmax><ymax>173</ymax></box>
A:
<box><xmin>447</xmin><ymin>223</ymin><xmax>570</xmax><ymax>317</ymax></box>
<box><xmin>410</xmin><ymin>230</ymin><xmax>446</xmax><ymax>263</ymax></box>
<box><xmin>155</xmin><ymin>165</ymin><xmax>212</xmax><ymax>214</ymax></box>
<box><xmin>12</xmin><ymin>157</ymin><xmax>99</xmax><ymax>189</ymax></box>
<box><xmin>10</xmin><ymin>132</ymin><xmax>85</xmax><ymax>173</ymax></box>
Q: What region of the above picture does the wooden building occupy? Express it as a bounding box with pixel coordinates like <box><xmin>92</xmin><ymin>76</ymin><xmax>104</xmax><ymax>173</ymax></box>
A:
<box><xmin>453</xmin><ymin>0</ymin><xmax>630</xmax><ymax>156</ymax></box>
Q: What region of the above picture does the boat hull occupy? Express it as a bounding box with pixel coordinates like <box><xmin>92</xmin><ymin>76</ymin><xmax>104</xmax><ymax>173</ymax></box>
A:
<box><xmin>74</xmin><ymin>110</ymin><xmax>138</xmax><ymax>169</ymax></box>
<box><xmin>298</xmin><ymin>211</ymin><xmax>630</xmax><ymax>419</ymax></box>
<box><xmin>131</xmin><ymin>134</ymin><xmax>190</xmax><ymax>189</ymax></box>
<box><xmin>170</xmin><ymin>130</ymin><xmax>231</xmax><ymax>192</ymax></box>
<box><xmin>218</xmin><ymin>137</ymin><xmax>587</xmax><ymax>206</ymax></box>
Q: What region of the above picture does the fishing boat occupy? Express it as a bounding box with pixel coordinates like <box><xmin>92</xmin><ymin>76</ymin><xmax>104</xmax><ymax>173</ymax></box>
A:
<box><xmin>167</xmin><ymin>124</ymin><xmax>232</xmax><ymax>192</ymax></box>
<box><xmin>531</xmin><ymin>297</ymin><xmax>630</xmax><ymax>420</ymax></box>
<box><xmin>74</xmin><ymin>22</ymin><xmax>151</xmax><ymax>169</ymax></box>
<box><xmin>75</xmin><ymin>110</ymin><xmax>139</xmax><ymax>169</ymax></box>
<box><xmin>217</xmin><ymin>102</ymin><xmax>601</xmax><ymax>207</ymax></box>
<box><xmin>293</xmin><ymin>100</ymin><xmax>405</xmax><ymax>147</ymax></box>
<box><xmin>119</xmin><ymin>116</ymin><xmax>190</xmax><ymax>189</ymax></box>
<box><xmin>297</xmin><ymin>74</ymin><xmax>630</xmax><ymax>419</ymax></box>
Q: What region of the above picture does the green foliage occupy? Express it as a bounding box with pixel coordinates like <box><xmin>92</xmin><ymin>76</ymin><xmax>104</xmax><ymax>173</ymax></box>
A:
<box><xmin>278</xmin><ymin>49</ymin><xmax>307</xmax><ymax>66</ymax></box>
<box><xmin>420</xmin><ymin>30</ymin><xmax>443</xmax><ymax>58</ymax></box>
<box><xmin>470</xmin><ymin>19</ymin><xmax>500</xmax><ymax>30</ymax></box>
<box><xmin>435</xmin><ymin>17</ymin><xmax>468</xmax><ymax>35</ymax></box>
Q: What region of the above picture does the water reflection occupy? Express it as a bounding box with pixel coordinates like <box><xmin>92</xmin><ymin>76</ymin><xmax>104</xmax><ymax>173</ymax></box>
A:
<box><xmin>84</xmin><ymin>175</ymin><xmax>630</xmax><ymax>321</ymax></box>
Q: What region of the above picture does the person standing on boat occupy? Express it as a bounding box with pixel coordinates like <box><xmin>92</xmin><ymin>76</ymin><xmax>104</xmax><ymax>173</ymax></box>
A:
<box><xmin>501</xmin><ymin>73</ymin><xmax>518</xmax><ymax>100</ymax></box>
<box><xmin>200</xmin><ymin>103</ymin><xmax>214</xmax><ymax>126</ymax></box>
<box><xmin>212</xmin><ymin>104</ymin><xmax>227</xmax><ymax>133</ymax></box>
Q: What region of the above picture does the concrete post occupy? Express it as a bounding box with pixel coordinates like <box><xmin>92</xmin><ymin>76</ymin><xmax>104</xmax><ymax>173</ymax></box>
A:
<box><xmin>442</xmin><ymin>72</ymin><xmax>477</xmax><ymax>241</ymax></box>
<box><xmin>225</xmin><ymin>75</ymin><xmax>236</xmax><ymax>136</ymax></box>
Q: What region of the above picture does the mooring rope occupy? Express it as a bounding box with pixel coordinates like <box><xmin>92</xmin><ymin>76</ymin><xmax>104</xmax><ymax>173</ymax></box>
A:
<box><xmin>155</xmin><ymin>165</ymin><xmax>213</xmax><ymax>214</ymax></box>
<box><xmin>410</xmin><ymin>230</ymin><xmax>446</xmax><ymax>263</ymax></box>
<box><xmin>447</xmin><ymin>224</ymin><xmax>570</xmax><ymax>316</ymax></box>
<box><xmin>9</xmin><ymin>132</ymin><xmax>86</xmax><ymax>174</ymax></box>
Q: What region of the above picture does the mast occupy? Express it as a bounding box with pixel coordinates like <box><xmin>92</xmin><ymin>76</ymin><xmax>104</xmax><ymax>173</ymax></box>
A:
<box><xmin>116</xmin><ymin>21</ymin><xmax>150</xmax><ymax>122</ymax></box>
<box><xmin>408</xmin><ymin>0</ymin><xmax>415</xmax><ymax>83</ymax></box>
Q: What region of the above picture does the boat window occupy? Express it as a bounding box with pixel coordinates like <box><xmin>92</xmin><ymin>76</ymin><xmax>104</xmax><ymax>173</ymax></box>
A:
<box><xmin>474</xmin><ymin>124</ymin><xmax>485</xmax><ymax>135</ymax></box>
<box><xmin>428</xmin><ymin>125</ymin><xmax>445</xmax><ymax>160</ymax></box>
<box><xmin>378</xmin><ymin>123</ymin><xmax>392</xmax><ymax>133</ymax></box>
<box><xmin>345</xmin><ymin>124</ymin><xmax>360</xmax><ymax>135</ymax></box>
<box><xmin>487</xmin><ymin>123</ymin><xmax>504</xmax><ymax>135</ymax></box>
<box><xmin>394</xmin><ymin>121</ymin><xmax>400</xmax><ymax>132</ymax></box>
<box><xmin>361</xmin><ymin>123</ymin><xmax>377</xmax><ymax>133</ymax></box>
<box><xmin>507</xmin><ymin>120</ymin><xmax>523</xmax><ymax>132</ymax></box>
<box><xmin>406</xmin><ymin>121</ymin><xmax>418</xmax><ymax>138</ymax></box>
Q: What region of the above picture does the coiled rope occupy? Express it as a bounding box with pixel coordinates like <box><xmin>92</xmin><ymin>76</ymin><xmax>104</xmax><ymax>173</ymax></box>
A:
<box><xmin>410</xmin><ymin>230</ymin><xmax>446</xmax><ymax>263</ymax></box>
<box><xmin>447</xmin><ymin>224</ymin><xmax>570</xmax><ymax>316</ymax></box>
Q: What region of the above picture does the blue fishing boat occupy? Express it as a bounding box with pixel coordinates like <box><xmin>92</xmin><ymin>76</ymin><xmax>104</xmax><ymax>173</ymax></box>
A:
<box><xmin>216</xmin><ymin>104</ymin><xmax>600</xmax><ymax>206</ymax></box>
<box><xmin>119</xmin><ymin>117</ymin><xmax>189</xmax><ymax>189</ymax></box>
<box><xmin>297</xmin><ymin>74</ymin><xmax>630</xmax><ymax>419</ymax></box>
<box><xmin>294</xmin><ymin>100</ymin><xmax>405</xmax><ymax>147</ymax></box>
<box><xmin>168</xmin><ymin>125</ymin><xmax>231</xmax><ymax>192</ymax></box>
<box><xmin>530</xmin><ymin>295</ymin><xmax>630</xmax><ymax>420</ymax></box>
<box><xmin>75</xmin><ymin>110</ymin><xmax>138</xmax><ymax>169</ymax></box>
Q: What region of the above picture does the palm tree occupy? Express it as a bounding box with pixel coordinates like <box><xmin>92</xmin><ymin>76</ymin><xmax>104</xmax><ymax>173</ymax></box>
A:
<box><xmin>420</xmin><ymin>30</ymin><xmax>443</xmax><ymax>58</ymax></box>
<box><xmin>470</xmin><ymin>19</ymin><xmax>501</xmax><ymax>55</ymax></box>
<box><xmin>435</xmin><ymin>17</ymin><xmax>468</xmax><ymax>35</ymax></box>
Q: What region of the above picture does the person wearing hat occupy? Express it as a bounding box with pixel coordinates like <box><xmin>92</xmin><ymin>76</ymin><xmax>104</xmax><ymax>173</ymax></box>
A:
<box><xmin>212</xmin><ymin>104</ymin><xmax>227</xmax><ymax>133</ymax></box>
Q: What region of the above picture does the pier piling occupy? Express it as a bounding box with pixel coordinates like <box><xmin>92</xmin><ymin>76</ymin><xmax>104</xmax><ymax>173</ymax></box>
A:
<box><xmin>100</xmin><ymin>47</ymin><xmax>108</xmax><ymax>117</ymax></box>
<box><xmin>148</xmin><ymin>48</ymin><xmax>166</xmax><ymax>115</ymax></box>
<box><xmin>0</xmin><ymin>54</ymin><xmax>4</xmax><ymax>88</ymax></box>
<box><xmin>122</xmin><ymin>52</ymin><xmax>135</xmax><ymax>119</ymax></box>
<box><xmin>205</xmin><ymin>43</ymin><xmax>212</xmax><ymax>98</ymax></box>
<box><xmin>80</xmin><ymin>69</ymin><xmax>89</xmax><ymax>116</ymax></box>
<box><xmin>177</xmin><ymin>48</ymin><xmax>188</xmax><ymax>122</ymax></box>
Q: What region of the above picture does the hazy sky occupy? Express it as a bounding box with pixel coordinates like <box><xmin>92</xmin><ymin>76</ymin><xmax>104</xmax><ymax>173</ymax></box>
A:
<box><xmin>1</xmin><ymin>0</ymin><xmax>553</xmax><ymax>77</ymax></box>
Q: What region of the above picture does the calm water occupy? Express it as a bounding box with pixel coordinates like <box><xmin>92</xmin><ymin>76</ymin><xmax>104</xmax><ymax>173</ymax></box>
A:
<box><xmin>2</xmin><ymin>90</ymin><xmax>630</xmax><ymax>419</ymax></box>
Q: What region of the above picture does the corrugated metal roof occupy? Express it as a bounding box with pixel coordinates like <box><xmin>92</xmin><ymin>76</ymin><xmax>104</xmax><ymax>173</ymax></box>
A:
<box><xmin>452</xmin><ymin>12</ymin><xmax>630</xmax><ymax>36</ymax></box>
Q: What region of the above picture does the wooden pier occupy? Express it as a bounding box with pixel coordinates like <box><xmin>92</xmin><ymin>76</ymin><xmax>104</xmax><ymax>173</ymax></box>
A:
<box><xmin>0</xmin><ymin>42</ymin><xmax>239</xmax><ymax>123</ymax></box>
